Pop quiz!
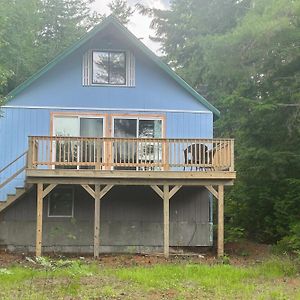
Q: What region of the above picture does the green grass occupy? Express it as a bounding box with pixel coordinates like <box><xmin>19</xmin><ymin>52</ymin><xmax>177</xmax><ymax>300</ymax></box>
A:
<box><xmin>0</xmin><ymin>256</ymin><xmax>299</xmax><ymax>299</ymax></box>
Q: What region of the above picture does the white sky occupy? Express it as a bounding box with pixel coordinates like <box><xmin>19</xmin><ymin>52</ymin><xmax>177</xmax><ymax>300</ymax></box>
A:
<box><xmin>90</xmin><ymin>0</ymin><xmax>170</xmax><ymax>53</ymax></box>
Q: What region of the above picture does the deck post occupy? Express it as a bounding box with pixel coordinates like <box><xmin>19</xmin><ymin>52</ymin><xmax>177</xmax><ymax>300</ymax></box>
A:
<box><xmin>163</xmin><ymin>185</ymin><xmax>170</xmax><ymax>258</ymax></box>
<box><xmin>217</xmin><ymin>185</ymin><xmax>224</xmax><ymax>257</ymax></box>
<box><xmin>94</xmin><ymin>185</ymin><xmax>101</xmax><ymax>258</ymax></box>
<box><xmin>36</xmin><ymin>183</ymin><xmax>43</xmax><ymax>257</ymax></box>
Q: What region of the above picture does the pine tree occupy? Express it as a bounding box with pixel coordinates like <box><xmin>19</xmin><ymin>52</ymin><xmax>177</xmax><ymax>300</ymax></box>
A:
<box><xmin>108</xmin><ymin>0</ymin><xmax>134</xmax><ymax>25</ymax></box>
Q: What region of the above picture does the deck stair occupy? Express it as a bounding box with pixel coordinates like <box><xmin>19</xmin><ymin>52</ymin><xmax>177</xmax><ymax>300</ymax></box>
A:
<box><xmin>0</xmin><ymin>185</ymin><xmax>33</xmax><ymax>213</ymax></box>
<box><xmin>0</xmin><ymin>151</ymin><xmax>30</xmax><ymax>213</ymax></box>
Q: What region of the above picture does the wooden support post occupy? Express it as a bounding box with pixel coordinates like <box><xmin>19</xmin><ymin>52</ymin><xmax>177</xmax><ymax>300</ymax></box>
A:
<box><xmin>163</xmin><ymin>185</ymin><xmax>170</xmax><ymax>258</ymax></box>
<box><xmin>94</xmin><ymin>185</ymin><xmax>101</xmax><ymax>258</ymax></box>
<box><xmin>36</xmin><ymin>183</ymin><xmax>43</xmax><ymax>257</ymax></box>
<box><xmin>217</xmin><ymin>185</ymin><xmax>224</xmax><ymax>257</ymax></box>
<box><xmin>27</xmin><ymin>138</ymin><xmax>34</xmax><ymax>168</ymax></box>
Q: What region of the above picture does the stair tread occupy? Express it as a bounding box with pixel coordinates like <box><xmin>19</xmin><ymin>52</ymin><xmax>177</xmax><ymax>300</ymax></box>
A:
<box><xmin>0</xmin><ymin>185</ymin><xmax>32</xmax><ymax>212</ymax></box>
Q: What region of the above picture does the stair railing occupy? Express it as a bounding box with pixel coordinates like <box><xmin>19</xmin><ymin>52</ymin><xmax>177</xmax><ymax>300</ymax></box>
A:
<box><xmin>0</xmin><ymin>150</ymin><xmax>28</xmax><ymax>190</ymax></box>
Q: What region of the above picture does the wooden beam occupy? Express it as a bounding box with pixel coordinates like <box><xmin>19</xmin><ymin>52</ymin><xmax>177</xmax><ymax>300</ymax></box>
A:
<box><xmin>36</xmin><ymin>183</ymin><xmax>43</xmax><ymax>257</ymax></box>
<box><xmin>150</xmin><ymin>185</ymin><xmax>164</xmax><ymax>199</ymax></box>
<box><xmin>26</xmin><ymin>169</ymin><xmax>237</xmax><ymax>180</ymax></box>
<box><xmin>42</xmin><ymin>184</ymin><xmax>57</xmax><ymax>198</ymax></box>
<box><xmin>217</xmin><ymin>185</ymin><xmax>224</xmax><ymax>257</ymax></box>
<box><xmin>27</xmin><ymin>176</ymin><xmax>235</xmax><ymax>187</ymax></box>
<box><xmin>163</xmin><ymin>185</ymin><xmax>170</xmax><ymax>258</ymax></box>
<box><xmin>169</xmin><ymin>185</ymin><xmax>182</xmax><ymax>199</ymax></box>
<box><xmin>205</xmin><ymin>185</ymin><xmax>218</xmax><ymax>199</ymax></box>
<box><xmin>81</xmin><ymin>184</ymin><xmax>95</xmax><ymax>199</ymax></box>
<box><xmin>94</xmin><ymin>185</ymin><xmax>101</xmax><ymax>258</ymax></box>
<box><xmin>99</xmin><ymin>185</ymin><xmax>113</xmax><ymax>199</ymax></box>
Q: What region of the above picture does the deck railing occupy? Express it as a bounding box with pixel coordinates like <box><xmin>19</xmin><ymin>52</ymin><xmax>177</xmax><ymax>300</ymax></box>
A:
<box><xmin>27</xmin><ymin>136</ymin><xmax>234</xmax><ymax>172</ymax></box>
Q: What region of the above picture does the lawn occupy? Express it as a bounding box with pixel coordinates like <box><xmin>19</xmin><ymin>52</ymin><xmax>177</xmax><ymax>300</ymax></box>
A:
<box><xmin>0</xmin><ymin>254</ymin><xmax>299</xmax><ymax>300</ymax></box>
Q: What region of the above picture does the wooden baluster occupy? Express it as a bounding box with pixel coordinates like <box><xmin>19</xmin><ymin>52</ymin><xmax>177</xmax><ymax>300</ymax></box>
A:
<box><xmin>58</xmin><ymin>138</ymin><xmax>61</xmax><ymax>166</ymax></box>
<box><xmin>230</xmin><ymin>140</ymin><xmax>234</xmax><ymax>171</ymax></box>
<box><xmin>212</xmin><ymin>140</ymin><xmax>215</xmax><ymax>169</ymax></box>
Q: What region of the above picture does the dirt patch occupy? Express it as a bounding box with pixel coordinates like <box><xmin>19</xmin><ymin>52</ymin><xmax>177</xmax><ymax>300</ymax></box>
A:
<box><xmin>225</xmin><ymin>241</ymin><xmax>272</xmax><ymax>258</ymax></box>
<box><xmin>0</xmin><ymin>250</ymin><xmax>25</xmax><ymax>267</ymax></box>
<box><xmin>0</xmin><ymin>241</ymin><xmax>274</xmax><ymax>268</ymax></box>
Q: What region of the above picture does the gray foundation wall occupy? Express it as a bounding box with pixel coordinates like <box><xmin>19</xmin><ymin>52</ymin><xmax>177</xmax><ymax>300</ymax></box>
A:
<box><xmin>0</xmin><ymin>185</ymin><xmax>212</xmax><ymax>253</ymax></box>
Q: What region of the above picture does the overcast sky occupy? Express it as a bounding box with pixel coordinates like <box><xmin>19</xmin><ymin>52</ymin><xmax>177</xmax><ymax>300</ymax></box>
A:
<box><xmin>90</xmin><ymin>0</ymin><xmax>170</xmax><ymax>53</ymax></box>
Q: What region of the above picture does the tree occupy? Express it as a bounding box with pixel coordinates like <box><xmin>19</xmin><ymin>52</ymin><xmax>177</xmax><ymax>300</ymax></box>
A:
<box><xmin>0</xmin><ymin>0</ymin><xmax>102</xmax><ymax>98</ymax></box>
<box><xmin>139</xmin><ymin>0</ymin><xmax>300</xmax><ymax>245</ymax></box>
<box><xmin>108</xmin><ymin>0</ymin><xmax>134</xmax><ymax>25</ymax></box>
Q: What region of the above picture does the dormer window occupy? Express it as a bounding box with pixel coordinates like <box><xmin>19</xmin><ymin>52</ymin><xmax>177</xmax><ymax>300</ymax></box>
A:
<box><xmin>83</xmin><ymin>50</ymin><xmax>135</xmax><ymax>87</ymax></box>
<box><xmin>92</xmin><ymin>51</ymin><xmax>126</xmax><ymax>85</ymax></box>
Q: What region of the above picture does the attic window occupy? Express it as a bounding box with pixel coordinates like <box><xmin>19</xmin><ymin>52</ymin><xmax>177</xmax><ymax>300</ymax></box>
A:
<box><xmin>83</xmin><ymin>50</ymin><xmax>135</xmax><ymax>87</ymax></box>
<box><xmin>93</xmin><ymin>51</ymin><xmax>126</xmax><ymax>85</ymax></box>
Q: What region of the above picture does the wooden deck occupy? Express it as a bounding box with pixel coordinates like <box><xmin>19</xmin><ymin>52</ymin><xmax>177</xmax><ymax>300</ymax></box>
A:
<box><xmin>0</xmin><ymin>136</ymin><xmax>236</xmax><ymax>258</ymax></box>
<box><xmin>25</xmin><ymin>136</ymin><xmax>235</xmax><ymax>258</ymax></box>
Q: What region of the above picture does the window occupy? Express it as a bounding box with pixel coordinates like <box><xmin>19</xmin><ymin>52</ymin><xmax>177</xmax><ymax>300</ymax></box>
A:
<box><xmin>92</xmin><ymin>51</ymin><xmax>126</xmax><ymax>85</ymax></box>
<box><xmin>113</xmin><ymin>116</ymin><xmax>163</xmax><ymax>170</ymax></box>
<box><xmin>83</xmin><ymin>50</ymin><xmax>135</xmax><ymax>87</ymax></box>
<box><xmin>48</xmin><ymin>187</ymin><xmax>74</xmax><ymax>217</ymax></box>
<box><xmin>52</xmin><ymin>115</ymin><xmax>104</xmax><ymax>169</ymax></box>
<box><xmin>113</xmin><ymin>118</ymin><xmax>162</xmax><ymax>138</ymax></box>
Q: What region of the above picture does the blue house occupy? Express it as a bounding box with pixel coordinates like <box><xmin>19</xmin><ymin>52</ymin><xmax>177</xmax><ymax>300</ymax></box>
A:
<box><xmin>0</xmin><ymin>16</ymin><xmax>235</xmax><ymax>258</ymax></box>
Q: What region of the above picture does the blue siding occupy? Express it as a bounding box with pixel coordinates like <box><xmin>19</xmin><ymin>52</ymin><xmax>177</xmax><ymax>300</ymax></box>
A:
<box><xmin>0</xmin><ymin>107</ymin><xmax>213</xmax><ymax>200</ymax></box>
<box><xmin>0</xmin><ymin>26</ymin><xmax>214</xmax><ymax>201</ymax></box>
<box><xmin>8</xmin><ymin>29</ymin><xmax>209</xmax><ymax>112</ymax></box>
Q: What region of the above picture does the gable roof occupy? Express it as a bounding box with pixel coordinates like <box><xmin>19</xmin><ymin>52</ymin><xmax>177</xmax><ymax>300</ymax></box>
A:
<box><xmin>5</xmin><ymin>15</ymin><xmax>220</xmax><ymax>117</ymax></box>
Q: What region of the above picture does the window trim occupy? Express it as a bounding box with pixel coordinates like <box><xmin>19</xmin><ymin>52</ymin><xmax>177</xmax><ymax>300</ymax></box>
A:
<box><xmin>47</xmin><ymin>186</ymin><xmax>75</xmax><ymax>218</ymax></box>
<box><xmin>91</xmin><ymin>50</ymin><xmax>127</xmax><ymax>86</ymax></box>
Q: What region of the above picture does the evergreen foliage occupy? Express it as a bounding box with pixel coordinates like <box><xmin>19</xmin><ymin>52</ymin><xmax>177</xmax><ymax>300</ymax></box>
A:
<box><xmin>108</xmin><ymin>0</ymin><xmax>134</xmax><ymax>25</ymax></box>
<box><xmin>0</xmin><ymin>0</ymin><xmax>299</xmax><ymax>249</ymax></box>
<box><xmin>139</xmin><ymin>0</ymin><xmax>300</xmax><ymax>247</ymax></box>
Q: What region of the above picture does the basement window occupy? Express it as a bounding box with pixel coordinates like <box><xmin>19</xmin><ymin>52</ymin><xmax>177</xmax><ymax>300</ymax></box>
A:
<box><xmin>48</xmin><ymin>187</ymin><xmax>74</xmax><ymax>217</ymax></box>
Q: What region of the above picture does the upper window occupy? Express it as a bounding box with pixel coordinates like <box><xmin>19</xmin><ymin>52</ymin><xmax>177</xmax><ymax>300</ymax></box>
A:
<box><xmin>92</xmin><ymin>51</ymin><xmax>126</xmax><ymax>85</ymax></box>
<box><xmin>83</xmin><ymin>50</ymin><xmax>135</xmax><ymax>87</ymax></box>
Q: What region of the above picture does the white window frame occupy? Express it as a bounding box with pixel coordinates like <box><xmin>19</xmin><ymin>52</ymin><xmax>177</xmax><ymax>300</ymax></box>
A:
<box><xmin>48</xmin><ymin>186</ymin><xmax>75</xmax><ymax>218</ymax></box>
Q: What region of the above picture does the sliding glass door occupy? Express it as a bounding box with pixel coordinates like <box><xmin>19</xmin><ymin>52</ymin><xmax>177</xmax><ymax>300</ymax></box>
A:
<box><xmin>113</xmin><ymin>117</ymin><xmax>163</xmax><ymax>169</ymax></box>
<box><xmin>80</xmin><ymin>118</ymin><xmax>104</xmax><ymax>169</ymax></box>
<box><xmin>53</xmin><ymin>116</ymin><xmax>104</xmax><ymax>169</ymax></box>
